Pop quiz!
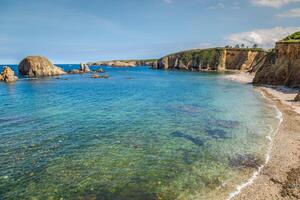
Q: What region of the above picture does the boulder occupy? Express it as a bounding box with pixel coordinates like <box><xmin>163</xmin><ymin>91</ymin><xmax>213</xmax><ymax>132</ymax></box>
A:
<box><xmin>80</xmin><ymin>63</ymin><xmax>90</xmax><ymax>73</ymax></box>
<box><xmin>0</xmin><ymin>66</ymin><xmax>18</xmax><ymax>83</ymax></box>
<box><xmin>18</xmin><ymin>56</ymin><xmax>66</xmax><ymax>77</ymax></box>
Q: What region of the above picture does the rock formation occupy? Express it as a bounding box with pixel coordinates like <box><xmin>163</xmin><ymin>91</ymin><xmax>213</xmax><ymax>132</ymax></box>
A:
<box><xmin>80</xmin><ymin>63</ymin><xmax>90</xmax><ymax>73</ymax></box>
<box><xmin>68</xmin><ymin>63</ymin><xmax>91</xmax><ymax>74</ymax></box>
<box><xmin>253</xmin><ymin>41</ymin><xmax>300</xmax><ymax>87</ymax></box>
<box><xmin>0</xmin><ymin>66</ymin><xmax>18</xmax><ymax>83</ymax></box>
<box><xmin>153</xmin><ymin>48</ymin><xmax>266</xmax><ymax>72</ymax></box>
<box><xmin>18</xmin><ymin>56</ymin><xmax>66</xmax><ymax>77</ymax></box>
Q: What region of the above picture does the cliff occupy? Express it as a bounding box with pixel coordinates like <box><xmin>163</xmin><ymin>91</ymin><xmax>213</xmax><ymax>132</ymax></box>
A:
<box><xmin>253</xmin><ymin>38</ymin><xmax>300</xmax><ymax>87</ymax></box>
<box><xmin>153</xmin><ymin>48</ymin><xmax>267</xmax><ymax>72</ymax></box>
<box><xmin>87</xmin><ymin>59</ymin><xmax>157</xmax><ymax>67</ymax></box>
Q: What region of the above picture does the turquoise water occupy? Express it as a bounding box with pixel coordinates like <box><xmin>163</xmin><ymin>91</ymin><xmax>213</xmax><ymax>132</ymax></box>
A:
<box><xmin>0</xmin><ymin>65</ymin><xmax>279</xmax><ymax>200</ymax></box>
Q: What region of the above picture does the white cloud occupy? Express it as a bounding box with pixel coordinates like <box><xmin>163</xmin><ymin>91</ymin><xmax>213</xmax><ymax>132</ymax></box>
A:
<box><xmin>251</xmin><ymin>0</ymin><xmax>300</xmax><ymax>8</ymax></box>
<box><xmin>163</xmin><ymin>0</ymin><xmax>173</xmax><ymax>3</ymax></box>
<box><xmin>278</xmin><ymin>8</ymin><xmax>300</xmax><ymax>17</ymax></box>
<box><xmin>226</xmin><ymin>26</ymin><xmax>300</xmax><ymax>48</ymax></box>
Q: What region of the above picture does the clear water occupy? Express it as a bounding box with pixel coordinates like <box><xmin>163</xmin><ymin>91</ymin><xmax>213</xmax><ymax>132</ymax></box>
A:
<box><xmin>0</xmin><ymin>65</ymin><xmax>279</xmax><ymax>200</ymax></box>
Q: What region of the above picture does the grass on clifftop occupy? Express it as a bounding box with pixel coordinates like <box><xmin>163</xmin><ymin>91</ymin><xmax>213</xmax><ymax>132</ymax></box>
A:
<box><xmin>281</xmin><ymin>31</ymin><xmax>300</xmax><ymax>42</ymax></box>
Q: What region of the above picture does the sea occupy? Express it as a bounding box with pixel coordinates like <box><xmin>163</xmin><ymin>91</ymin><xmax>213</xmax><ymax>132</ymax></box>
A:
<box><xmin>0</xmin><ymin>64</ymin><xmax>281</xmax><ymax>200</ymax></box>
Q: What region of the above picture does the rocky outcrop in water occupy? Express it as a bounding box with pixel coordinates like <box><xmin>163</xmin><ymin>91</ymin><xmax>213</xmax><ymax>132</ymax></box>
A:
<box><xmin>0</xmin><ymin>66</ymin><xmax>18</xmax><ymax>83</ymax></box>
<box><xmin>153</xmin><ymin>48</ymin><xmax>266</xmax><ymax>72</ymax></box>
<box><xmin>80</xmin><ymin>63</ymin><xmax>90</xmax><ymax>72</ymax></box>
<box><xmin>68</xmin><ymin>63</ymin><xmax>92</xmax><ymax>74</ymax></box>
<box><xmin>18</xmin><ymin>56</ymin><xmax>66</xmax><ymax>77</ymax></box>
<box><xmin>253</xmin><ymin>42</ymin><xmax>300</xmax><ymax>87</ymax></box>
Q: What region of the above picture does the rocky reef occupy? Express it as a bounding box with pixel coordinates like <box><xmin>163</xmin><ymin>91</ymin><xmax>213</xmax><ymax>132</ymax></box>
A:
<box><xmin>253</xmin><ymin>41</ymin><xmax>300</xmax><ymax>87</ymax></box>
<box><xmin>153</xmin><ymin>48</ymin><xmax>266</xmax><ymax>72</ymax></box>
<box><xmin>18</xmin><ymin>56</ymin><xmax>66</xmax><ymax>77</ymax></box>
<box><xmin>68</xmin><ymin>63</ymin><xmax>91</xmax><ymax>74</ymax></box>
<box><xmin>87</xmin><ymin>59</ymin><xmax>157</xmax><ymax>67</ymax></box>
<box><xmin>0</xmin><ymin>66</ymin><xmax>18</xmax><ymax>83</ymax></box>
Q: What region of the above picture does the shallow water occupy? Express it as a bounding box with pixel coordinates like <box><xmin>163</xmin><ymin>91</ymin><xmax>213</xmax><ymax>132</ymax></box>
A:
<box><xmin>0</xmin><ymin>65</ymin><xmax>279</xmax><ymax>200</ymax></box>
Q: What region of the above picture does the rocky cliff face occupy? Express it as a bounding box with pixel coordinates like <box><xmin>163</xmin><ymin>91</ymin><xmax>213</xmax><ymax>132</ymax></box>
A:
<box><xmin>0</xmin><ymin>66</ymin><xmax>18</xmax><ymax>83</ymax></box>
<box><xmin>253</xmin><ymin>42</ymin><xmax>300</xmax><ymax>87</ymax></box>
<box><xmin>87</xmin><ymin>60</ymin><xmax>157</xmax><ymax>67</ymax></box>
<box><xmin>153</xmin><ymin>48</ymin><xmax>266</xmax><ymax>72</ymax></box>
<box><xmin>18</xmin><ymin>56</ymin><xmax>66</xmax><ymax>77</ymax></box>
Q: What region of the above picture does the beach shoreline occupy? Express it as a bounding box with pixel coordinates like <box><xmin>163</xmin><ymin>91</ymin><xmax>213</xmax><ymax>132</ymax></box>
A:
<box><xmin>225</xmin><ymin>72</ymin><xmax>300</xmax><ymax>200</ymax></box>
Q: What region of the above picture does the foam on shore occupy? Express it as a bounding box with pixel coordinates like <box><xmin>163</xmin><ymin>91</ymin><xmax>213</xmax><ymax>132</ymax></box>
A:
<box><xmin>226</xmin><ymin>91</ymin><xmax>283</xmax><ymax>200</ymax></box>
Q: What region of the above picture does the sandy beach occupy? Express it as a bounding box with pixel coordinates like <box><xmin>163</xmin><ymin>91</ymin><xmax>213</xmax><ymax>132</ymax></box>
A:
<box><xmin>226</xmin><ymin>73</ymin><xmax>300</xmax><ymax>200</ymax></box>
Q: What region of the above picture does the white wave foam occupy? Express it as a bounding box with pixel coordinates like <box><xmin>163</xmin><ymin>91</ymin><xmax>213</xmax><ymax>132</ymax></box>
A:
<box><xmin>226</xmin><ymin>92</ymin><xmax>283</xmax><ymax>200</ymax></box>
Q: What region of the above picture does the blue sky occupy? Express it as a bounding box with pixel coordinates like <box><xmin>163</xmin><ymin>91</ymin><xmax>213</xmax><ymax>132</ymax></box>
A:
<box><xmin>0</xmin><ymin>0</ymin><xmax>299</xmax><ymax>64</ymax></box>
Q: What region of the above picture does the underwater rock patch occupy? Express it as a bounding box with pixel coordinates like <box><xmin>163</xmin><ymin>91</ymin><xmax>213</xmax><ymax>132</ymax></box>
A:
<box><xmin>166</xmin><ymin>104</ymin><xmax>202</xmax><ymax>115</ymax></box>
<box><xmin>170</xmin><ymin>131</ymin><xmax>204</xmax><ymax>146</ymax></box>
<box><xmin>229</xmin><ymin>154</ymin><xmax>263</xmax><ymax>170</ymax></box>
<box><xmin>207</xmin><ymin>119</ymin><xmax>240</xmax><ymax>129</ymax></box>
<box><xmin>205</xmin><ymin>128</ymin><xmax>229</xmax><ymax>139</ymax></box>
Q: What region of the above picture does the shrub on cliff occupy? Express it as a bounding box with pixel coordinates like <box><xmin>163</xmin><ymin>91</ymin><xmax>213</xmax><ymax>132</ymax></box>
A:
<box><xmin>281</xmin><ymin>31</ymin><xmax>300</xmax><ymax>42</ymax></box>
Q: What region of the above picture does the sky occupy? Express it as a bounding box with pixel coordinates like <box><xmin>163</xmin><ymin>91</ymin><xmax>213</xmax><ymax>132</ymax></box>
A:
<box><xmin>0</xmin><ymin>0</ymin><xmax>299</xmax><ymax>64</ymax></box>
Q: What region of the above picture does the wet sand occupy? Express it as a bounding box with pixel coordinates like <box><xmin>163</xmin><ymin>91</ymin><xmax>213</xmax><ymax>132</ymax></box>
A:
<box><xmin>225</xmin><ymin>73</ymin><xmax>300</xmax><ymax>200</ymax></box>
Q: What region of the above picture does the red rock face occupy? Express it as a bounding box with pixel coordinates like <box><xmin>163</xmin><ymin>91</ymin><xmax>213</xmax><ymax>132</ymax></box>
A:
<box><xmin>18</xmin><ymin>56</ymin><xmax>66</xmax><ymax>77</ymax></box>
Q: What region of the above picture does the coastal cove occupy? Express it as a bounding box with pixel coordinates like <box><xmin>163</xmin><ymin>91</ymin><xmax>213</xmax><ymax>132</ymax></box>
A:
<box><xmin>0</xmin><ymin>65</ymin><xmax>281</xmax><ymax>200</ymax></box>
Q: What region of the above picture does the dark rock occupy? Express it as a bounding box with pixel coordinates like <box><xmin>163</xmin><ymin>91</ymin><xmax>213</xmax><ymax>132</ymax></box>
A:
<box><xmin>170</xmin><ymin>131</ymin><xmax>204</xmax><ymax>146</ymax></box>
<box><xmin>205</xmin><ymin>128</ymin><xmax>229</xmax><ymax>139</ymax></box>
<box><xmin>229</xmin><ymin>154</ymin><xmax>263</xmax><ymax>170</ymax></box>
<box><xmin>207</xmin><ymin>119</ymin><xmax>240</xmax><ymax>129</ymax></box>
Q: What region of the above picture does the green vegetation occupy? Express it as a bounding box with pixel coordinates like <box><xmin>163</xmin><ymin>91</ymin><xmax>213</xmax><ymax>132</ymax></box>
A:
<box><xmin>281</xmin><ymin>31</ymin><xmax>300</xmax><ymax>42</ymax></box>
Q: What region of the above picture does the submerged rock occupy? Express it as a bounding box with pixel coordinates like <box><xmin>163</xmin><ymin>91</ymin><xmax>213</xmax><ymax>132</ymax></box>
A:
<box><xmin>18</xmin><ymin>56</ymin><xmax>66</xmax><ymax>77</ymax></box>
<box><xmin>229</xmin><ymin>154</ymin><xmax>263</xmax><ymax>170</ymax></box>
<box><xmin>207</xmin><ymin>119</ymin><xmax>240</xmax><ymax>129</ymax></box>
<box><xmin>91</xmin><ymin>74</ymin><xmax>109</xmax><ymax>79</ymax></box>
<box><xmin>0</xmin><ymin>66</ymin><xmax>18</xmax><ymax>83</ymax></box>
<box><xmin>205</xmin><ymin>128</ymin><xmax>229</xmax><ymax>139</ymax></box>
<box><xmin>170</xmin><ymin>131</ymin><xmax>204</xmax><ymax>146</ymax></box>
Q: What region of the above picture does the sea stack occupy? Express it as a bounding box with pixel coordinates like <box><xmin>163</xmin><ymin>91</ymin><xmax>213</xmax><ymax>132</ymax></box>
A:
<box><xmin>18</xmin><ymin>56</ymin><xmax>66</xmax><ymax>77</ymax></box>
<box><xmin>80</xmin><ymin>63</ymin><xmax>90</xmax><ymax>73</ymax></box>
<box><xmin>0</xmin><ymin>66</ymin><xmax>18</xmax><ymax>83</ymax></box>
